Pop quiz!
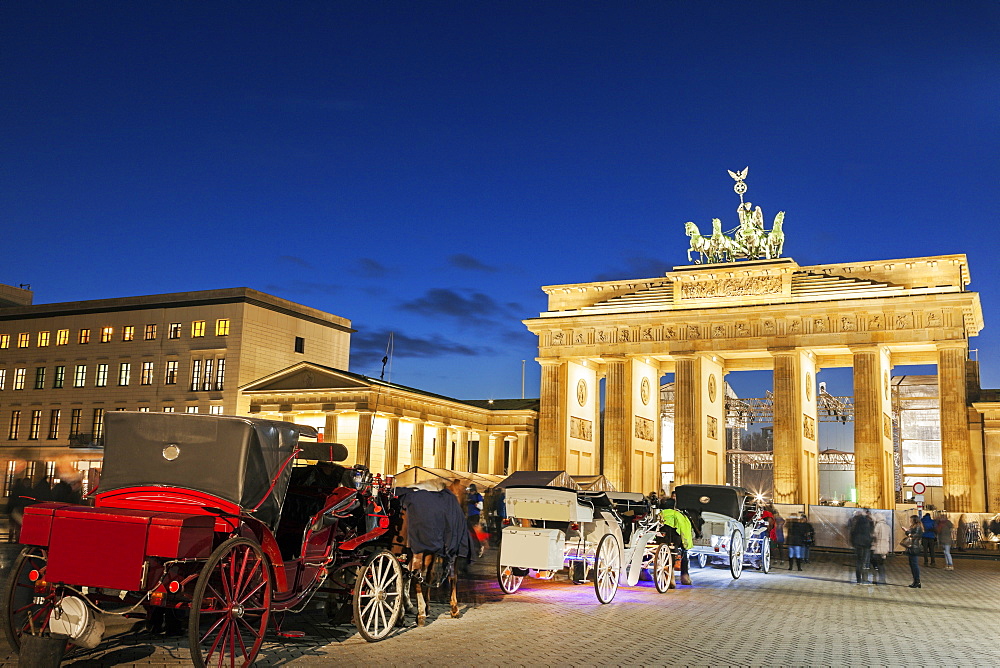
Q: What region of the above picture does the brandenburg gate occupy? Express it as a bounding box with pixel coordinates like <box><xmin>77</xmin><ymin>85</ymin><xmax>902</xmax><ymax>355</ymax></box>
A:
<box><xmin>523</xmin><ymin>170</ymin><xmax>984</xmax><ymax>511</ymax></box>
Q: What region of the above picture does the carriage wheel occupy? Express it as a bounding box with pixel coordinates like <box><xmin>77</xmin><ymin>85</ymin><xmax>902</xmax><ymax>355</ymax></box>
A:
<box><xmin>759</xmin><ymin>539</ymin><xmax>771</xmax><ymax>573</ymax></box>
<box><xmin>189</xmin><ymin>537</ymin><xmax>272</xmax><ymax>668</ymax></box>
<box><xmin>497</xmin><ymin>562</ymin><xmax>523</xmax><ymax>594</ymax></box>
<box><xmin>352</xmin><ymin>550</ymin><xmax>403</xmax><ymax>642</ymax></box>
<box><xmin>593</xmin><ymin>534</ymin><xmax>620</xmax><ymax>604</ymax></box>
<box><xmin>653</xmin><ymin>543</ymin><xmax>672</xmax><ymax>594</ymax></box>
<box><xmin>696</xmin><ymin>551</ymin><xmax>708</xmax><ymax>568</ymax></box>
<box><xmin>728</xmin><ymin>531</ymin><xmax>744</xmax><ymax>580</ymax></box>
<box><xmin>1</xmin><ymin>548</ymin><xmax>65</xmax><ymax>653</ymax></box>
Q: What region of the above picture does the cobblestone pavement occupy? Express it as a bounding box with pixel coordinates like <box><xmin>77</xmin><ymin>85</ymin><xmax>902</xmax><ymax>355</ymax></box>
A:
<box><xmin>1</xmin><ymin>545</ymin><xmax>997</xmax><ymax>667</ymax></box>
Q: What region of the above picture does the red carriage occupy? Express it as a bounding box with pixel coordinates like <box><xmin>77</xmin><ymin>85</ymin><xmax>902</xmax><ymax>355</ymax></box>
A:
<box><xmin>1</xmin><ymin>411</ymin><xmax>406</xmax><ymax>665</ymax></box>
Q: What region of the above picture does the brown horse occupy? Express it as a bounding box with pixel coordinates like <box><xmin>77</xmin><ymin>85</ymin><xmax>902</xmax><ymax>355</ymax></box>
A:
<box><xmin>392</xmin><ymin>478</ymin><xmax>471</xmax><ymax>626</ymax></box>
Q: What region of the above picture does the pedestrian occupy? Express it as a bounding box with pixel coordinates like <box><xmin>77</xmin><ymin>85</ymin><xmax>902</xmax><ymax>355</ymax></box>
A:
<box><xmin>936</xmin><ymin>511</ymin><xmax>954</xmax><ymax>570</ymax></box>
<box><xmin>800</xmin><ymin>513</ymin><xmax>815</xmax><ymax>563</ymax></box>
<box><xmin>870</xmin><ymin>514</ymin><xmax>891</xmax><ymax>584</ymax></box>
<box><xmin>785</xmin><ymin>513</ymin><xmax>808</xmax><ymax>570</ymax></box>
<box><xmin>773</xmin><ymin>508</ymin><xmax>786</xmax><ymax>563</ymax></box>
<box><xmin>659</xmin><ymin>497</ymin><xmax>694</xmax><ymax>586</ymax></box>
<box><xmin>903</xmin><ymin>515</ymin><xmax>923</xmax><ymax>588</ymax></box>
<box><xmin>848</xmin><ymin>509</ymin><xmax>874</xmax><ymax>584</ymax></box>
<box><xmin>920</xmin><ymin>511</ymin><xmax>937</xmax><ymax>566</ymax></box>
<box><xmin>30</xmin><ymin>474</ymin><xmax>52</xmax><ymax>503</ymax></box>
<box><xmin>466</xmin><ymin>483</ymin><xmax>484</xmax><ymax>557</ymax></box>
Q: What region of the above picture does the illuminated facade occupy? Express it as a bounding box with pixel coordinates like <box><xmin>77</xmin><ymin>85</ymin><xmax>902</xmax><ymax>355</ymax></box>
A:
<box><xmin>524</xmin><ymin>255</ymin><xmax>993</xmax><ymax>510</ymax></box>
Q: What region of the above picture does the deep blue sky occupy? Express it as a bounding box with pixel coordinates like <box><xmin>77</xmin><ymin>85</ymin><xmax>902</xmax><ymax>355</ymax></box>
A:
<box><xmin>2</xmin><ymin>2</ymin><xmax>998</xmax><ymax>400</ymax></box>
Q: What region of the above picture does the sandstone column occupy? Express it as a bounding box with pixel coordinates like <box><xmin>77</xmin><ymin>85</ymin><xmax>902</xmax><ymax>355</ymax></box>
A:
<box><xmin>981</xmin><ymin>419</ymin><xmax>1000</xmax><ymax>512</ymax></box>
<box><xmin>323</xmin><ymin>413</ymin><xmax>338</xmax><ymax>444</ymax></box>
<box><xmin>537</xmin><ymin>359</ymin><xmax>566</xmax><ymax>470</ymax></box>
<box><xmin>852</xmin><ymin>346</ymin><xmax>893</xmax><ymax>509</ymax></box>
<box><xmin>356</xmin><ymin>411</ymin><xmax>374</xmax><ymax>467</ymax></box>
<box><xmin>435</xmin><ymin>426</ymin><xmax>448</xmax><ymax>469</ymax></box>
<box><xmin>772</xmin><ymin>349</ymin><xmax>819</xmax><ymax>505</ymax></box>
<box><xmin>603</xmin><ymin>357</ymin><xmax>628</xmax><ymax>490</ymax></box>
<box><xmin>939</xmin><ymin>342</ymin><xmax>972</xmax><ymax>511</ymax></box>
<box><xmin>517</xmin><ymin>432</ymin><xmax>532</xmax><ymax>471</ymax></box>
<box><xmin>454</xmin><ymin>429</ymin><xmax>469</xmax><ymax>472</ymax></box>
<box><xmin>672</xmin><ymin>354</ymin><xmax>725</xmax><ymax>487</ymax></box>
<box><xmin>673</xmin><ymin>355</ymin><xmax>699</xmax><ymax>487</ymax></box>
<box><xmin>384</xmin><ymin>416</ymin><xmax>400</xmax><ymax>475</ymax></box>
<box><xmin>410</xmin><ymin>420</ymin><xmax>425</xmax><ymax>468</ymax></box>
<box><xmin>492</xmin><ymin>433</ymin><xmax>507</xmax><ymax>474</ymax></box>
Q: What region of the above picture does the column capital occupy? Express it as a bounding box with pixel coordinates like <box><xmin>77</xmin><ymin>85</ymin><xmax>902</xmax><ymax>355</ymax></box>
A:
<box><xmin>936</xmin><ymin>340</ymin><xmax>969</xmax><ymax>352</ymax></box>
<box><xmin>848</xmin><ymin>344</ymin><xmax>887</xmax><ymax>355</ymax></box>
<box><xmin>536</xmin><ymin>358</ymin><xmax>564</xmax><ymax>367</ymax></box>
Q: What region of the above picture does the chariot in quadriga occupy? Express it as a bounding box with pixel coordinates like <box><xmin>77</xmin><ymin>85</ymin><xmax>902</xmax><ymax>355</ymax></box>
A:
<box><xmin>674</xmin><ymin>484</ymin><xmax>770</xmax><ymax>579</ymax></box>
<box><xmin>496</xmin><ymin>486</ymin><xmax>673</xmax><ymax>603</ymax></box>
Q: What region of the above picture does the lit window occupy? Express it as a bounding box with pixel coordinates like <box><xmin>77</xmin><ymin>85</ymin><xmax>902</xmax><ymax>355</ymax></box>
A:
<box><xmin>13</xmin><ymin>368</ymin><xmax>26</xmax><ymax>390</ymax></box>
<box><xmin>162</xmin><ymin>406</ymin><xmax>175</xmax><ymax>413</ymax></box>
<box><xmin>137</xmin><ymin>406</ymin><xmax>151</xmax><ymax>412</ymax></box>
<box><xmin>186</xmin><ymin>406</ymin><xmax>199</xmax><ymax>413</ymax></box>
<box><xmin>0</xmin><ymin>334</ymin><xmax>9</xmax><ymax>348</ymax></box>
<box><xmin>216</xmin><ymin>319</ymin><xmax>230</xmax><ymax>336</ymax></box>
<box><xmin>100</xmin><ymin>327</ymin><xmax>114</xmax><ymax>343</ymax></box>
<box><xmin>53</xmin><ymin>366</ymin><xmax>65</xmax><ymax>389</ymax></box>
<box><xmin>190</xmin><ymin>359</ymin><xmax>202</xmax><ymax>391</ymax></box>
<box><xmin>215</xmin><ymin>358</ymin><xmax>226</xmax><ymax>391</ymax></box>
<box><xmin>203</xmin><ymin>359</ymin><xmax>214</xmax><ymax>391</ymax></box>
<box><xmin>168</xmin><ymin>323</ymin><xmax>182</xmax><ymax>339</ymax></box>
<box><xmin>56</xmin><ymin>329</ymin><xmax>69</xmax><ymax>345</ymax></box>
<box><xmin>165</xmin><ymin>360</ymin><xmax>178</xmax><ymax>385</ymax></box>
<box><xmin>123</xmin><ymin>326</ymin><xmax>135</xmax><ymax>341</ymax></box>
<box><xmin>209</xmin><ymin>405</ymin><xmax>223</xmax><ymax>415</ymax></box>
<box><xmin>37</xmin><ymin>332</ymin><xmax>50</xmax><ymax>347</ymax></box>
<box><xmin>191</xmin><ymin>321</ymin><xmax>206</xmax><ymax>338</ymax></box>
<box><xmin>79</xmin><ymin>329</ymin><xmax>91</xmax><ymax>344</ymax></box>
<box><xmin>0</xmin><ymin>369</ymin><xmax>5</xmax><ymax>390</ymax></box>
<box><xmin>28</xmin><ymin>410</ymin><xmax>42</xmax><ymax>440</ymax></box>
<box><xmin>8</xmin><ymin>410</ymin><xmax>20</xmax><ymax>439</ymax></box>
<box><xmin>47</xmin><ymin>409</ymin><xmax>60</xmax><ymax>440</ymax></box>
<box><xmin>69</xmin><ymin>409</ymin><xmax>82</xmax><ymax>436</ymax></box>
<box><xmin>144</xmin><ymin>324</ymin><xmax>157</xmax><ymax>340</ymax></box>
<box><xmin>34</xmin><ymin>367</ymin><xmax>46</xmax><ymax>390</ymax></box>
<box><xmin>141</xmin><ymin>361</ymin><xmax>154</xmax><ymax>385</ymax></box>
<box><xmin>295</xmin><ymin>336</ymin><xmax>305</xmax><ymax>354</ymax></box>
<box><xmin>73</xmin><ymin>365</ymin><xmax>87</xmax><ymax>387</ymax></box>
<box><xmin>17</xmin><ymin>333</ymin><xmax>30</xmax><ymax>348</ymax></box>
<box><xmin>92</xmin><ymin>409</ymin><xmax>105</xmax><ymax>440</ymax></box>
<box><xmin>118</xmin><ymin>363</ymin><xmax>131</xmax><ymax>386</ymax></box>
<box><xmin>95</xmin><ymin>364</ymin><xmax>109</xmax><ymax>387</ymax></box>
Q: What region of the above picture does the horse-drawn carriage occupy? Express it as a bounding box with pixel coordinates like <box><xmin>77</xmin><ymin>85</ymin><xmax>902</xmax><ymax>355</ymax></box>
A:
<box><xmin>674</xmin><ymin>484</ymin><xmax>770</xmax><ymax>578</ymax></box>
<box><xmin>496</xmin><ymin>486</ymin><xmax>673</xmax><ymax>603</ymax></box>
<box><xmin>2</xmin><ymin>412</ymin><xmax>406</xmax><ymax>666</ymax></box>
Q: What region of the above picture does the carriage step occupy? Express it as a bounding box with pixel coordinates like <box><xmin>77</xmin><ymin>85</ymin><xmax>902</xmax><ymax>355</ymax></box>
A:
<box><xmin>277</xmin><ymin>630</ymin><xmax>306</xmax><ymax>639</ymax></box>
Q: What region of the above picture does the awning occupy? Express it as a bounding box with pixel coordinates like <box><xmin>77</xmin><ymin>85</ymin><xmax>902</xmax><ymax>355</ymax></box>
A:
<box><xmin>570</xmin><ymin>474</ymin><xmax>616</xmax><ymax>492</ymax></box>
<box><xmin>496</xmin><ymin>470</ymin><xmax>580</xmax><ymax>490</ymax></box>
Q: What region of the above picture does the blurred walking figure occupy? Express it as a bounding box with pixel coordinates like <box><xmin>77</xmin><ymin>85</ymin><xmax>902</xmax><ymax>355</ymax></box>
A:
<box><xmin>904</xmin><ymin>515</ymin><xmax>923</xmax><ymax>588</ymax></box>
<box><xmin>800</xmin><ymin>513</ymin><xmax>815</xmax><ymax>563</ymax></box>
<box><xmin>870</xmin><ymin>514</ymin><xmax>891</xmax><ymax>584</ymax></box>
<box><xmin>936</xmin><ymin>511</ymin><xmax>954</xmax><ymax>570</ymax></box>
<box><xmin>785</xmin><ymin>514</ymin><xmax>808</xmax><ymax>571</ymax></box>
<box><xmin>920</xmin><ymin>511</ymin><xmax>937</xmax><ymax>566</ymax></box>
<box><xmin>848</xmin><ymin>509</ymin><xmax>874</xmax><ymax>584</ymax></box>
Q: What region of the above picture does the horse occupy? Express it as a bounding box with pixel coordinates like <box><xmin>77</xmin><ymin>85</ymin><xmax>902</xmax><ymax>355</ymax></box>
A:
<box><xmin>392</xmin><ymin>479</ymin><xmax>473</xmax><ymax>626</ymax></box>
<box><xmin>708</xmin><ymin>218</ymin><xmax>735</xmax><ymax>263</ymax></box>
<box><xmin>764</xmin><ymin>211</ymin><xmax>785</xmax><ymax>258</ymax></box>
<box><xmin>685</xmin><ymin>221</ymin><xmax>712</xmax><ymax>263</ymax></box>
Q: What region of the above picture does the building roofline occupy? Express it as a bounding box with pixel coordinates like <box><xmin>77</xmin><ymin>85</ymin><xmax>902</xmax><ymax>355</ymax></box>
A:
<box><xmin>0</xmin><ymin>287</ymin><xmax>354</xmax><ymax>332</ymax></box>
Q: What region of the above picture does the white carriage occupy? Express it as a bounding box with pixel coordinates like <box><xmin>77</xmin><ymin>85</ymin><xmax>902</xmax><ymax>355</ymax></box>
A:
<box><xmin>496</xmin><ymin>486</ymin><xmax>673</xmax><ymax>603</ymax></box>
<box><xmin>674</xmin><ymin>484</ymin><xmax>770</xmax><ymax>578</ymax></box>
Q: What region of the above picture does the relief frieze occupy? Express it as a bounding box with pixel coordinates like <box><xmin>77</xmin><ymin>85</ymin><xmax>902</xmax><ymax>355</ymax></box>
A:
<box><xmin>803</xmin><ymin>415</ymin><xmax>816</xmax><ymax>441</ymax></box>
<box><xmin>679</xmin><ymin>276</ymin><xmax>782</xmax><ymax>300</ymax></box>
<box><xmin>570</xmin><ymin>416</ymin><xmax>593</xmax><ymax>441</ymax></box>
<box><xmin>707</xmin><ymin>415</ymin><xmax>718</xmax><ymax>440</ymax></box>
<box><xmin>634</xmin><ymin>416</ymin><xmax>655</xmax><ymax>442</ymax></box>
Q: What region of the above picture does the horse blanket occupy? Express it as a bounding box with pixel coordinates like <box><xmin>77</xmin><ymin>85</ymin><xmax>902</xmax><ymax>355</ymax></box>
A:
<box><xmin>398</xmin><ymin>488</ymin><xmax>474</xmax><ymax>562</ymax></box>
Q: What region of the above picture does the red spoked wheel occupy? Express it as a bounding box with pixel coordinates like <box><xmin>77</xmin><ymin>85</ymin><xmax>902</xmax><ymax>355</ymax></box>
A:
<box><xmin>1</xmin><ymin>548</ymin><xmax>63</xmax><ymax>653</ymax></box>
<box><xmin>189</xmin><ymin>537</ymin><xmax>273</xmax><ymax>668</ymax></box>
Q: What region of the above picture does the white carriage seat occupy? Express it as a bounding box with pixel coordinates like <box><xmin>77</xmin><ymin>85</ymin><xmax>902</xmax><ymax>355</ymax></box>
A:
<box><xmin>505</xmin><ymin>486</ymin><xmax>595</xmax><ymax>523</ymax></box>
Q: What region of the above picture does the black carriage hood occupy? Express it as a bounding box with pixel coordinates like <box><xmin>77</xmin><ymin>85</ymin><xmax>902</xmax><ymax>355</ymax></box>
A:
<box><xmin>673</xmin><ymin>484</ymin><xmax>749</xmax><ymax>520</ymax></box>
<box><xmin>99</xmin><ymin>412</ymin><xmax>316</xmax><ymax>529</ymax></box>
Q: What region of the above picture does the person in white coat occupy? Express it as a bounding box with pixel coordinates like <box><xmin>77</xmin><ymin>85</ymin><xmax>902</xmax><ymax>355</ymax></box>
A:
<box><xmin>870</xmin><ymin>515</ymin><xmax>892</xmax><ymax>585</ymax></box>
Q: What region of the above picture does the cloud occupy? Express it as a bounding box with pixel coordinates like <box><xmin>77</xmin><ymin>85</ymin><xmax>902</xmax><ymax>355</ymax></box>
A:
<box><xmin>591</xmin><ymin>256</ymin><xmax>673</xmax><ymax>282</ymax></box>
<box><xmin>357</xmin><ymin>258</ymin><xmax>391</xmax><ymax>278</ymax></box>
<box><xmin>352</xmin><ymin>328</ymin><xmax>488</xmax><ymax>361</ymax></box>
<box><xmin>279</xmin><ymin>255</ymin><xmax>313</xmax><ymax>269</ymax></box>
<box><xmin>399</xmin><ymin>288</ymin><xmax>504</xmax><ymax>323</ymax></box>
<box><xmin>448</xmin><ymin>254</ymin><xmax>498</xmax><ymax>272</ymax></box>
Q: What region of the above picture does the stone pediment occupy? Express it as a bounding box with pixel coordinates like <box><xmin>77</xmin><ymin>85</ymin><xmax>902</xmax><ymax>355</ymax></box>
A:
<box><xmin>241</xmin><ymin>363</ymin><xmax>369</xmax><ymax>393</ymax></box>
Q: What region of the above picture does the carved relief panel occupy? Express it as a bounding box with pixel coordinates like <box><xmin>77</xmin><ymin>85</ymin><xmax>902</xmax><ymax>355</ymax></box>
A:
<box><xmin>570</xmin><ymin>416</ymin><xmax>593</xmax><ymax>441</ymax></box>
<box><xmin>706</xmin><ymin>415</ymin><xmax>718</xmax><ymax>440</ymax></box>
<box><xmin>634</xmin><ymin>416</ymin><xmax>655</xmax><ymax>442</ymax></box>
